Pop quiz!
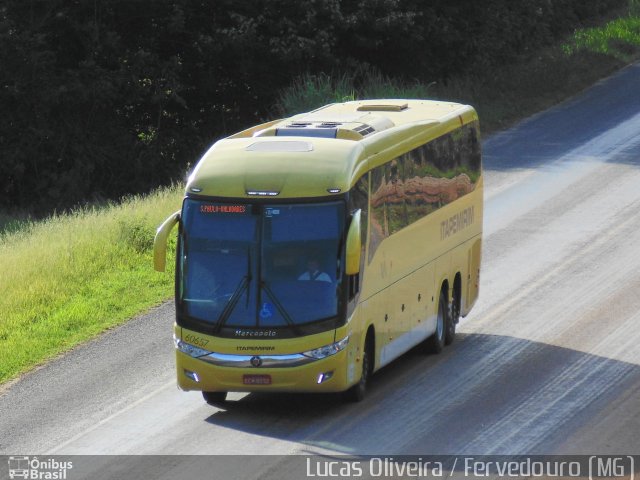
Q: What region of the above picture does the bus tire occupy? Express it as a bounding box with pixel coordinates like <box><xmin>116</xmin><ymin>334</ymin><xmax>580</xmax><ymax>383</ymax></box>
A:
<box><xmin>345</xmin><ymin>333</ymin><xmax>373</xmax><ymax>402</ymax></box>
<box><xmin>445</xmin><ymin>279</ymin><xmax>460</xmax><ymax>346</ymax></box>
<box><xmin>202</xmin><ymin>391</ymin><xmax>227</xmax><ymax>406</ymax></box>
<box><xmin>426</xmin><ymin>289</ymin><xmax>447</xmax><ymax>354</ymax></box>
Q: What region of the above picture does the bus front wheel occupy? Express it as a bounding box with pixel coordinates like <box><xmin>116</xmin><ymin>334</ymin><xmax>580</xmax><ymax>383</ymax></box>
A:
<box><xmin>202</xmin><ymin>391</ymin><xmax>227</xmax><ymax>406</ymax></box>
<box><xmin>345</xmin><ymin>335</ymin><xmax>373</xmax><ymax>402</ymax></box>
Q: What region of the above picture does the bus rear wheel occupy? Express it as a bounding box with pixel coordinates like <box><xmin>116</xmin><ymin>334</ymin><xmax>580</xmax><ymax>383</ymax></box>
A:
<box><xmin>445</xmin><ymin>281</ymin><xmax>460</xmax><ymax>345</ymax></box>
<box><xmin>425</xmin><ymin>289</ymin><xmax>447</xmax><ymax>354</ymax></box>
<box><xmin>202</xmin><ymin>391</ymin><xmax>227</xmax><ymax>406</ymax></box>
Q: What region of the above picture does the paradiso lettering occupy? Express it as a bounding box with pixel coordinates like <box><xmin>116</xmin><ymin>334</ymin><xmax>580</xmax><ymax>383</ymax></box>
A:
<box><xmin>440</xmin><ymin>206</ymin><xmax>474</xmax><ymax>240</ymax></box>
<box><xmin>200</xmin><ymin>204</ymin><xmax>246</xmax><ymax>214</ymax></box>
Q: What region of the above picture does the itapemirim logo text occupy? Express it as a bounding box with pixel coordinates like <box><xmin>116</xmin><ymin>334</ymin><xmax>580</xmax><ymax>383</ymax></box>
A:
<box><xmin>8</xmin><ymin>456</ymin><xmax>73</xmax><ymax>479</ymax></box>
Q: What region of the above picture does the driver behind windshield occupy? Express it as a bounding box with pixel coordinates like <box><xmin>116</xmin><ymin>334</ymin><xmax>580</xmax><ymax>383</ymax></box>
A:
<box><xmin>297</xmin><ymin>258</ymin><xmax>331</xmax><ymax>283</ymax></box>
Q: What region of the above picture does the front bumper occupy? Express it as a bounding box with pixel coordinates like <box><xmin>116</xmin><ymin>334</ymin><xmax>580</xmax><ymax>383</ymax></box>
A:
<box><xmin>176</xmin><ymin>348</ymin><xmax>353</xmax><ymax>393</ymax></box>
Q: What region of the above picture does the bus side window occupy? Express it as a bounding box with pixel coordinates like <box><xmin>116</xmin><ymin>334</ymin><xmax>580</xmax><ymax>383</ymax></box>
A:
<box><xmin>369</xmin><ymin>166</ymin><xmax>387</xmax><ymax>263</ymax></box>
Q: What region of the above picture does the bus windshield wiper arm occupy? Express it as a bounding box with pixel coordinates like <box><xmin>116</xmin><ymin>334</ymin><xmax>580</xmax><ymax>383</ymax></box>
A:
<box><xmin>246</xmin><ymin>246</ymin><xmax>252</xmax><ymax>308</ymax></box>
<box><xmin>212</xmin><ymin>248</ymin><xmax>252</xmax><ymax>334</ymax></box>
<box><xmin>260</xmin><ymin>281</ymin><xmax>301</xmax><ymax>334</ymax></box>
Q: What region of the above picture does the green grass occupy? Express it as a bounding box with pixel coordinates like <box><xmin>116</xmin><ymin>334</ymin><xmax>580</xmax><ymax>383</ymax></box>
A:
<box><xmin>563</xmin><ymin>16</ymin><xmax>640</xmax><ymax>61</ymax></box>
<box><xmin>275</xmin><ymin>67</ymin><xmax>433</xmax><ymax>118</ymax></box>
<box><xmin>2</xmin><ymin>5</ymin><xmax>640</xmax><ymax>386</ymax></box>
<box><xmin>276</xmin><ymin>72</ymin><xmax>357</xmax><ymax>115</ymax></box>
<box><xmin>0</xmin><ymin>186</ymin><xmax>182</xmax><ymax>384</ymax></box>
<box><xmin>0</xmin><ymin>211</ymin><xmax>32</xmax><ymax>237</ymax></box>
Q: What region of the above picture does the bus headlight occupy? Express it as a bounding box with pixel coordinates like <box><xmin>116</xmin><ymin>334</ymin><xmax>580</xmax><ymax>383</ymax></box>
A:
<box><xmin>174</xmin><ymin>335</ymin><xmax>212</xmax><ymax>358</ymax></box>
<box><xmin>302</xmin><ymin>336</ymin><xmax>349</xmax><ymax>360</ymax></box>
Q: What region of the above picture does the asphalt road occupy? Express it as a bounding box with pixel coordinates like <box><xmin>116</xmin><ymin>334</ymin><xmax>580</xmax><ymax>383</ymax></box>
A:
<box><xmin>1</xmin><ymin>63</ymin><xmax>640</xmax><ymax>479</ymax></box>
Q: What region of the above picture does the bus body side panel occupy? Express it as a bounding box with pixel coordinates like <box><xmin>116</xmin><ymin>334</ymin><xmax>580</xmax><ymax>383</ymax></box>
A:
<box><xmin>462</xmin><ymin>177</ymin><xmax>483</xmax><ymax>317</ymax></box>
<box><xmin>464</xmin><ymin>237</ymin><xmax>482</xmax><ymax>316</ymax></box>
<box><xmin>360</xmin><ymin>291</ymin><xmax>388</xmax><ymax>373</ymax></box>
<box><xmin>435</xmin><ymin>254</ymin><xmax>451</xmax><ymax>302</ymax></box>
<box><xmin>377</xmin><ymin>273</ymin><xmax>410</xmax><ymax>369</ymax></box>
<box><xmin>408</xmin><ymin>262</ymin><xmax>437</xmax><ymax>352</ymax></box>
<box><xmin>359</xmin><ymin>149</ymin><xmax>483</xmax><ymax>372</ymax></box>
<box><xmin>451</xmin><ymin>244</ymin><xmax>467</xmax><ymax>303</ymax></box>
<box><xmin>363</xmin><ymin>187</ymin><xmax>482</xmax><ymax>302</ymax></box>
<box><xmin>376</xmin><ymin>262</ymin><xmax>437</xmax><ymax>369</ymax></box>
<box><xmin>339</xmin><ymin>306</ymin><xmax>368</xmax><ymax>389</ymax></box>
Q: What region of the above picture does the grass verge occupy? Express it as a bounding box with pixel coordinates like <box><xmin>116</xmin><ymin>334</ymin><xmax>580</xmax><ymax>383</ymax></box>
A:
<box><xmin>564</xmin><ymin>16</ymin><xmax>640</xmax><ymax>61</ymax></box>
<box><xmin>0</xmin><ymin>187</ymin><xmax>182</xmax><ymax>384</ymax></box>
<box><xmin>2</xmin><ymin>5</ymin><xmax>640</xmax><ymax>386</ymax></box>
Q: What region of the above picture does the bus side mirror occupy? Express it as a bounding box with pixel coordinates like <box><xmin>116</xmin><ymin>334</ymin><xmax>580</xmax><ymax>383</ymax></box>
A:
<box><xmin>345</xmin><ymin>209</ymin><xmax>362</xmax><ymax>275</ymax></box>
<box><xmin>153</xmin><ymin>210</ymin><xmax>181</xmax><ymax>272</ymax></box>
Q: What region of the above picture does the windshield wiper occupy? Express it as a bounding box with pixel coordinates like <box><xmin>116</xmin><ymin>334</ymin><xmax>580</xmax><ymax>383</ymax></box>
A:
<box><xmin>212</xmin><ymin>248</ymin><xmax>252</xmax><ymax>334</ymax></box>
<box><xmin>260</xmin><ymin>281</ymin><xmax>301</xmax><ymax>335</ymax></box>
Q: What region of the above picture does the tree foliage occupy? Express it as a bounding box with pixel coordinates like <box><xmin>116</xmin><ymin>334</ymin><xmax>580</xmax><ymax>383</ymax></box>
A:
<box><xmin>0</xmin><ymin>0</ymin><xmax>624</xmax><ymax>212</ymax></box>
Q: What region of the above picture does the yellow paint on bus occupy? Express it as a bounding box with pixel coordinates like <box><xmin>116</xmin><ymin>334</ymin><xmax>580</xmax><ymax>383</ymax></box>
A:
<box><xmin>154</xmin><ymin>99</ymin><xmax>483</xmax><ymax>403</ymax></box>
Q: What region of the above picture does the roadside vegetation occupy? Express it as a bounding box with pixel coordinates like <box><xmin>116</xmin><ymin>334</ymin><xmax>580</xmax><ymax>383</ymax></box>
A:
<box><xmin>564</xmin><ymin>12</ymin><xmax>640</xmax><ymax>61</ymax></box>
<box><xmin>0</xmin><ymin>188</ymin><xmax>181</xmax><ymax>384</ymax></box>
<box><xmin>1</xmin><ymin>1</ymin><xmax>640</xmax><ymax>385</ymax></box>
<box><xmin>0</xmin><ymin>0</ymin><xmax>626</xmax><ymax>214</ymax></box>
<box><xmin>277</xmin><ymin>3</ymin><xmax>640</xmax><ymax>134</ymax></box>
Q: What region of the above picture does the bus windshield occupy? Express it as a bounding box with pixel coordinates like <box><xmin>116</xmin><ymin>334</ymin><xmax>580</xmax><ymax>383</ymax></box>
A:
<box><xmin>179</xmin><ymin>199</ymin><xmax>345</xmax><ymax>331</ymax></box>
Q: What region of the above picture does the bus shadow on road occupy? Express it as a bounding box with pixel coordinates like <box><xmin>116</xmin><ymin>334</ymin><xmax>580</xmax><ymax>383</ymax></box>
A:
<box><xmin>202</xmin><ymin>333</ymin><xmax>640</xmax><ymax>454</ymax></box>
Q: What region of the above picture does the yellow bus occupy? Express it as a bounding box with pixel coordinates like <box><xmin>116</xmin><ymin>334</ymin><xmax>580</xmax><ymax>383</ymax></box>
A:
<box><xmin>154</xmin><ymin>99</ymin><xmax>482</xmax><ymax>403</ymax></box>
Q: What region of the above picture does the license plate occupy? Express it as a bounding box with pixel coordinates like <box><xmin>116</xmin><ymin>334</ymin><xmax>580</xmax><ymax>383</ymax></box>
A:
<box><xmin>243</xmin><ymin>374</ymin><xmax>272</xmax><ymax>385</ymax></box>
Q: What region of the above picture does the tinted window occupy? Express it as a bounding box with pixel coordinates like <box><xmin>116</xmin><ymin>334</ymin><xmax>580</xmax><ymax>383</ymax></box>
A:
<box><xmin>179</xmin><ymin>200</ymin><xmax>345</xmax><ymax>329</ymax></box>
<box><xmin>368</xmin><ymin>122</ymin><xmax>481</xmax><ymax>262</ymax></box>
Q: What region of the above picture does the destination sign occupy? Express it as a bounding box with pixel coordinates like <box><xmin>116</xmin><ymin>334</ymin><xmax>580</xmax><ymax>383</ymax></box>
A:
<box><xmin>200</xmin><ymin>204</ymin><xmax>247</xmax><ymax>214</ymax></box>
